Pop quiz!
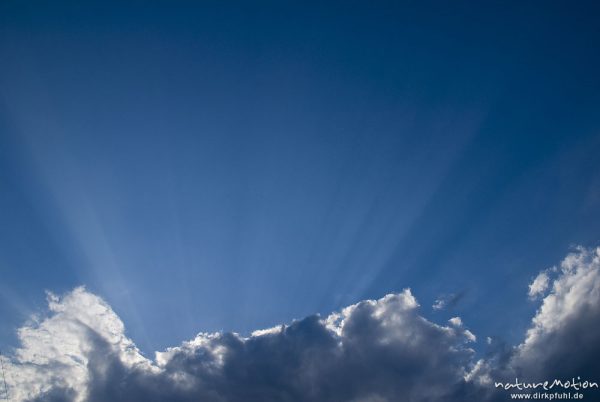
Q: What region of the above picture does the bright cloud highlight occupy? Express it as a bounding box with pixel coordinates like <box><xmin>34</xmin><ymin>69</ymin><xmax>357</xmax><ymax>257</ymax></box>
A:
<box><xmin>3</xmin><ymin>247</ymin><xmax>600</xmax><ymax>401</ymax></box>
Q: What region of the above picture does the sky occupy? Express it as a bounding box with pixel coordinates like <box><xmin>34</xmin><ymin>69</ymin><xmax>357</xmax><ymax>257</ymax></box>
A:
<box><xmin>1</xmin><ymin>0</ymin><xmax>600</xmax><ymax>382</ymax></box>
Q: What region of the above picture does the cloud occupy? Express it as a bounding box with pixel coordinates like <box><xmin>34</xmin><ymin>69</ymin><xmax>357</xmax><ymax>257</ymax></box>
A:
<box><xmin>448</xmin><ymin>317</ymin><xmax>476</xmax><ymax>342</ymax></box>
<box><xmin>4</xmin><ymin>289</ymin><xmax>478</xmax><ymax>402</ymax></box>
<box><xmin>512</xmin><ymin>246</ymin><xmax>600</xmax><ymax>380</ymax></box>
<box><xmin>467</xmin><ymin>247</ymin><xmax>600</xmax><ymax>392</ymax></box>
<box><xmin>432</xmin><ymin>290</ymin><xmax>467</xmax><ymax>311</ymax></box>
<box><xmin>432</xmin><ymin>298</ymin><xmax>446</xmax><ymax>310</ymax></box>
<box><xmin>527</xmin><ymin>271</ymin><xmax>550</xmax><ymax>299</ymax></box>
<box><xmin>3</xmin><ymin>247</ymin><xmax>600</xmax><ymax>401</ymax></box>
<box><xmin>3</xmin><ymin>287</ymin><xmax>154</xmax><ymax>402</ymax></box>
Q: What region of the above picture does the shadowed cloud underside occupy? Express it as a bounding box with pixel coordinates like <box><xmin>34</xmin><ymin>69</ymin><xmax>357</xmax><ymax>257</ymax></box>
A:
<box><xmin>2</xmin><ymin>247</ymin><xmax>600</xmax><ymax>402</ymax></box>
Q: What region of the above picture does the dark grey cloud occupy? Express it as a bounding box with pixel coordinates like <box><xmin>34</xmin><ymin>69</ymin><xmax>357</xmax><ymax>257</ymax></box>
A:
<box><xmin>4</xmin><ymin>247</ymin><xmax>600</xmax><ymax>402</ymax></box>
<box><xmin>84</xmin><ymin>291</ymin><xmax>479</xmax><ymax>402</ymax></box>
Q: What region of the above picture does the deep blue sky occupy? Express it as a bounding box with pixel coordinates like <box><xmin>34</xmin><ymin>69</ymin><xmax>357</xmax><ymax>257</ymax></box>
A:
<box><xmin>1</xmin><ymin>1</ymin><xmax>599</xmax><ymax>354</ymax></box>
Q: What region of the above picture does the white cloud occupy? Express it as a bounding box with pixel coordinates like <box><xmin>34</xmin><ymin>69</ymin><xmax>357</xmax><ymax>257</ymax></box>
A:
<box><xmin>432</xmin><ymin>298</ymin><xmax>446</xmax><ymax>310</ymax></box>
<box><xmin>466</xmin><ymin>247</ymin><xmax>600</xmax><ymax>389</ymax></box>
<box><xmin>448</xmin><ymin>317</ymin><xmax>475</xmax><ymax>342</ymax></box>
<box><xmin>5</xmin><ymin>287</ymin><xmax>154</xmax><ymax>402</ymax></box>
<box><xmin>250</xmin><ymin>325</ymin><xmax>284</xmax><ymax>338</ymax></box>
<box><xmin>464</xmin><ymin>329</ymin><xmax>476</xmax><ymax>343</ymax></box>
<box><xmin>522</xmin><ymin>247</ymin><xmax>600</xmax><ymax>349</ymax></box>
<box><xmin>4</xmin><ymin>288</ymin><xmax>478</xmax><ymax>402</ymax></box>
<box><xmin>528</xmin><ymin>271</ymin><xmax>550</xmax><ymax>299</ymax></box>
<box><xmin>432</xmin><ymin>291</ymin><xmax>466</xmax><ymax>311</ymax></box>
<box><xmin>3</xmin><ymin>247</ymin><xmax>600</xmax><ymax>401</ymax></box>
<box><xmin>512</xmin><ymin>247</ymin><xmax>600</xmax><ymax>379</ymax></box>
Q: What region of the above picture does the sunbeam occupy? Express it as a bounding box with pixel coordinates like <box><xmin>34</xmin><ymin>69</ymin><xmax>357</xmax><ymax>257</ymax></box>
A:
<box><xmin>1</xmin><ymin>2</ymin><xmax>600</xmax><ymax>400</ymax></box>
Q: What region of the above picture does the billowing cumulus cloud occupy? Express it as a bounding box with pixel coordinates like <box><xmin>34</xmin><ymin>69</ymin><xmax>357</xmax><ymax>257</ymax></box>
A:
<box><xmin>3</xmin><ymin>247</ymin><xmax>600</xmax><ymax>401</ymax></box>
<box><xmin>467</xmin><ymin>247</ymin><xmax>600</xmax><ymax>394</ymax></box>
<box><xmin>512</xmin><ymin>246</ymin><xmax>600</xmax><ymax>380</ymax></box>
<box><xmin>4</xmin><ymin>289</ymin><xmax>478</xmax><ymax>402</ymax></box>
<box><xmin>4</xmin><ymin>288</ymin><xmax>155</xmax><ymax>402</ymax></box>
<box><xmin>527</xmin><ymin>271</ymin><xmax>550</xmax><ymax>299</ymax></box>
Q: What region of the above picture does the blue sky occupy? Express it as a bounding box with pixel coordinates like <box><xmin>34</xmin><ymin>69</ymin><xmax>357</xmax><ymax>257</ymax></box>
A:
<box><xmin>1</xmin><ymin>0</ymin><xmax>599</xmax><ymax>359</ymax></box>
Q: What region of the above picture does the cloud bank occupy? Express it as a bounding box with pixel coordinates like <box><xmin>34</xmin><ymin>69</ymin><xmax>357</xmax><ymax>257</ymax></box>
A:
<box><xmin>513</xmin><ymin>246</ymin><xmax>600</xmax><ymax>380</ymax></box>
<box><xmin>3</xmin><ymin>247</ymin><xmax>600</xmax><ymax>401</ymax></box>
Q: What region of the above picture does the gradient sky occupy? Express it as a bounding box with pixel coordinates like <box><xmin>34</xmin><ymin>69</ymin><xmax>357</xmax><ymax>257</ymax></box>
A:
<box><xmin>1</xmin><ymin>1</ymin><xmax>599</xmax><ymax>355</ymax></box>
